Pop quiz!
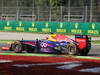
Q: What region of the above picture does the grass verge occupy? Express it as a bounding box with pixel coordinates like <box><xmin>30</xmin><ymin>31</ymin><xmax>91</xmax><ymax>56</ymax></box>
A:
<box><xmin>92</xmin><ymin>40</ymin><xmax>100</xmax><ymax>44</ymax></box>
<box><xmin>0</xmin><ymin>40</ymin><xmax>14</xmax><ymax>44</ymax></box>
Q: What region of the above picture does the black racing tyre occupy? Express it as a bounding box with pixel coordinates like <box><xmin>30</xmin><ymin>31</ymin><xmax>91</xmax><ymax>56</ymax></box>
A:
<box><xmin>79</xmin><ymin>48</ymin><xmax>90</xmax><ymax>56</ymax></box>
<box><xmin>67</xmin><ymin>44</ymin><xmax>77</xmax><ymax>55</ymax></box>
<box><xmin>14</xmin><ymin>44</ymin><xmax>23</xmax><ymax>53</ymax></box>
<box><xmin>11</xmin><ymin>41</ymin><xmax>23</xmax><ymax>53</ymax></box>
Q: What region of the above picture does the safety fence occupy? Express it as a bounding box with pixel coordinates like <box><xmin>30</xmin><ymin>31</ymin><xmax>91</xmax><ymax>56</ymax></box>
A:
<box><xmin>0</xmin><ymin>20</ymin><xmax>100</xmax><ymax>36</ymax></box>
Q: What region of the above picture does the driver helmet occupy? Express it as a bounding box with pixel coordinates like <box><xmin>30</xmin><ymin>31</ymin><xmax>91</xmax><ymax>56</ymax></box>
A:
<box><xmin>50</xmin><ymin>34</ymin><xmax>56</xmax><ymax>38</ymax></box>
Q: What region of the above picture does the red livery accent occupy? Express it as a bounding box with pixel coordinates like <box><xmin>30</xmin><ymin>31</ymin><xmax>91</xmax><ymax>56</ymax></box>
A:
<box><xmin>75</xmin><ymin>38</ymin><xmax>87</xmax><ymax>49</ymax></box>
<box><xmin>1</xmin><ymin>47</ymin><xmax>10</xmax><ymax>51</ymax></box>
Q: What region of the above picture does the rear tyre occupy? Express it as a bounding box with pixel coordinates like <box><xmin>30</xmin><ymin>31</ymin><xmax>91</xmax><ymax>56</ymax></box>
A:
<box><xmin>79</xmin><ymin>48</ymin><xmax>90</xmax><ymax>56</ymax></box>
<box><xmin>67</xmin><ymin>44</ymin><xmax>77</xmax><ymax>55</ymax></box>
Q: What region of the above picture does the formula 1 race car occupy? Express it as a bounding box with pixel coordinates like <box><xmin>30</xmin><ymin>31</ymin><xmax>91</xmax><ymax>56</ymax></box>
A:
<box><xmin>9</xmin><ymin>34</ymin><xmax>91</xmax><ymax>56</ymax></box>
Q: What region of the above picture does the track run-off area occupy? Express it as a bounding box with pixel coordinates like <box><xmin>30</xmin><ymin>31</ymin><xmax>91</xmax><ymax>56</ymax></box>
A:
<box><xmin>0</xmin><ymin>48</ymin><xmax>100</xmax><ymax>75</ymax></box>
<box><xmin>0</xmin><ymin>53</ymin><xmax>100</xmax><ymax>75</ymax></box>
<box><xmin>0</xmin><ymin>52</ymin><xmax>100</xmax><ymax>61</ymax></box>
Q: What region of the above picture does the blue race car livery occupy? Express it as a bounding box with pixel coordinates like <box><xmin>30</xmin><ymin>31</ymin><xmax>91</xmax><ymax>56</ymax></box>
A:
<box><xmin>10</xmin><ymin>34</ymin><xmax>91</xmax><ymax>56</ymax></box>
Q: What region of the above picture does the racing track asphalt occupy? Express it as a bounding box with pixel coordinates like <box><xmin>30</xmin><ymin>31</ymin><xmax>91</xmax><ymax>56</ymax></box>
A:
<box><xmin>0</xmin><ymin>32</ymin><xmax>99</xmax><ymax>40</ymax></box>
<box><xmin>89</xmin><ymin>45</ymin><xmax>100</xmax><ymax>56</ymax></box>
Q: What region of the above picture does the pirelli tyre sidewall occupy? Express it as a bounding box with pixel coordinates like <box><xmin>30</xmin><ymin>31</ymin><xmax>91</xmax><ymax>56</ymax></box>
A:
<box><xmin>11</xmin><ymin>41</ymin><xmax>23</xmax><ymax>53</ymax></box>
<box><xmin>67</xmin><ymin>43</ymin><xmax>77</xmax><ymax>55</ymax></box>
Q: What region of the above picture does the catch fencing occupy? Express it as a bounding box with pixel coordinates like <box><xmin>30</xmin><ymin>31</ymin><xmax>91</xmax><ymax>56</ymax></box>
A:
<box><xmin>0</xmin><ymin>6</ymin><xmax>100</xmax><ymax>22</ymax></box>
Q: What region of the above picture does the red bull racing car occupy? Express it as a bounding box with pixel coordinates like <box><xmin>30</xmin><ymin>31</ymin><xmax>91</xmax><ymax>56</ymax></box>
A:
<box><xmin>10</xmin><ymin>34</ymin><xmax>91</xmax><ymax>56</ymax></box>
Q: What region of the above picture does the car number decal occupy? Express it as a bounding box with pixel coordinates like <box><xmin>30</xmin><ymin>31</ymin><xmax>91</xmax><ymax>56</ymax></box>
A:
<box><xmin>40</xmin><ymin>42</ymin><xmax>48</xmax><ymax>47</ymax></box>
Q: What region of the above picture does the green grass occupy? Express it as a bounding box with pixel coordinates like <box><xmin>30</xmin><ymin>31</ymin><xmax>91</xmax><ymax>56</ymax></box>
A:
<box><xmin>92</xmin><ymin>40</ymin><xmax>100</xmax><ymax>44</ymax></box>
<box><xmin>0</xmin><ymin>40</ymin><xmax>14</xmax><ymax>44</ymax></box>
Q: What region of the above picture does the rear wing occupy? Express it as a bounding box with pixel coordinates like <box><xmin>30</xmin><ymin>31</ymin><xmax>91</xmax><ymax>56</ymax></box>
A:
<box><xmin>75</xmin><ymin>35</ymin><xmax>91</xmax><ymax>49</ymax></box>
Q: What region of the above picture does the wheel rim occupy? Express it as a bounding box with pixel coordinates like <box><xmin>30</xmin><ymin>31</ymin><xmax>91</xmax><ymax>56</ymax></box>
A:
<box><xmin>68</xmin><ymin>44</ymin><xmax>76</xmax><ymax>55</ymax></box>
<box><xmin>14</xmin><ymin>44</ymin><xmax>22</xmax><ymax>52</ymax></box>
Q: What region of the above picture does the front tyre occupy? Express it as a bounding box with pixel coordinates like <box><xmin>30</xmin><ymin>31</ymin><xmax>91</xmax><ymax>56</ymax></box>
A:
<box><xmin>14</xmin><ymin>44</ymin><xmax>23</xmax><ymax>53</ymax></box>
<box><xmin>10</xmin><ymin>41</ymin><xmax>23</xmax><ymax>53</ymax></box>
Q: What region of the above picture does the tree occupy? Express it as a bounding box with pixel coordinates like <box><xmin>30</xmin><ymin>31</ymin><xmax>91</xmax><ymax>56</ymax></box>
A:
<box><xmin>48</xmin><ymin>0</ymin><xmax>61</xmax><ymax>7</ymax></box>
<box><xmin>35</xmin><ymin>0</ymin><xmax>46</xmax><ymax>7</ymax></box>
